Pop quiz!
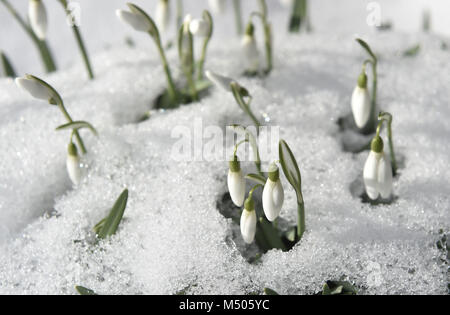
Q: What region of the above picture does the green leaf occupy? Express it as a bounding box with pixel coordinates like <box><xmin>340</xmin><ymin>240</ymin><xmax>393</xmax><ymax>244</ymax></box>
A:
<box><xmin>75</xmin><ymin>285</ymin><xmax>97</xmax><ymax>295</ymax></box>
<box><xmin>322</xmin><ymin>281</ymin><xmax>357</xmax><ymax>295</ymax></box>
<box><xmin>97</xmin><ymin>189</ymin><xmax>129</xmax><ymax>239</ymax></box>
<box><xmin>56</xmin><ymin>120</ymin><xmax>98</xmax><ymax>136</ymax></box>
<box><xmin>245</xmin><ymin>173</ymin><xmax>266</xmax><ymax>185</ymax></box>
<box><xmin>355</xmin><ymin>38</ymin><xmax>377</xmax><ymax>61</ymax></box>
<box><xmin>284</xmin><ymin>227</ymin><xmax>297</xmax><ymax>243</ymax></box>
<box><xmin>93</xmin><ymin>217</ymin><xmax>106</xmax><ymax>235</ymax></box>
<box><xmin>403</xmin><ymin>44</ymin><xmax>421</xmax><ymax>57</ymax></box>
<box><xmin>279</xmin><ymin>140</ymin><xmax>302</xmax><ymax>196</ymax></box>
<box><xmin>1</xmin><ymin>51</ymin><xmax>16</xmax><ymax>78</ymax></box>
<box><xmin>263</xmin><ymin>287</ymin><xmax>279</xmax><ymax>295</ymax></box>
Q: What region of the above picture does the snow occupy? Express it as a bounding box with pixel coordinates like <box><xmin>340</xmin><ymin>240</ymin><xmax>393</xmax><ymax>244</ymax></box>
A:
<box><xmin>0</xmin><ymin>0</ymin><xmax>448</xmax><ymax>295</ymax></box>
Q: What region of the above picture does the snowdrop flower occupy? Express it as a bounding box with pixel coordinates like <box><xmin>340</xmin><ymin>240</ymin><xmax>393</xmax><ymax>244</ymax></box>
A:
<box><xmin>363</xmin><ymin>136</ymin><xmax>393</xmax><ymax>200</ymax></box>
<box><xmin>280</xmin><ymin>0</ymin><xmax>295</xmax><ymax>8</ymax></box>
<box><xmin>208</xmin><ymin>0</ymin><xmax>226</xmax><ymax>15</ymax></box>
<box><xmin>190</xmin><ymin>18</ymin><xmax>210</xmax><ymax>37</ymax></box>
<box><xmin>241</xmin><ymin>22</ymin><xmax>260</xmax><ymax>73</ymax></box>
<box><xmin>205</xmin><ymin>70</ymin><xmax>233</xmax><ymax>92</ymax></box>
<box><xmin>263</xmin><ymin>163</ymin><xmax>284</xmax><ymax>222</ymax></box>
<box><xmin>155</xmin><ymin>0</ymin><xmax>170</xmax><ymax>32</ymax></box>
<box><xmin>15</xmin><ymin>74</ymin><xmax>56</xmax><ymax>103</ymax></box>
<box><xmin>228</xmin><ymin>155</ymin><xmax>246</xmax><ymax>207</ymax></box>
<box><xmin>116</xmin><ymin>5</ymin><xmax>153</xmax><ymax>33</ymax></box>
<box><xmin>29</xmin><ymin>0</ymin><xmax>47</xmax><ymax>40</ymax></box>
<box><xmin>351</xmin><ymin>70</ymin><xmax>371</xmax><ymax>129</ymax></box>
<box><xmin>66</xmin><ymin>142</ymin><xmax>81</xmax><ymax>185</ymax></box>
<box><xmin>240</xmin><ymin>195</ymin><xmax>257</xmax><ymax>244</ymax></box>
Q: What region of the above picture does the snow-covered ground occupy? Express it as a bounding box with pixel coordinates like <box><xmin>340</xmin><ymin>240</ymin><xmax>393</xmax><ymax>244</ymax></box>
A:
<box><xmin>0</xmin><ymin>0</ymin><xmax>448</xmax><ymax>294</ymax></box>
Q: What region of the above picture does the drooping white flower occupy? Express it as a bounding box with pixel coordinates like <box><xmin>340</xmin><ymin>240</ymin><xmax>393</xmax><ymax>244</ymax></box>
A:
<box><xmin>351</xmin><ymin>71</ymin><xmax>371</xmax><ymax>129</ymax></box>
<box><xmin>189</xmin><ymin>18</ymin><xmax>210</xmax><ymax>37</ymax></box>
<box><xmin>155</xmin><ymin>0</ymin><xmax>170</xmax><ymax>32</ymax></box>
<box><xmin>116</xmin><ymin>5</ymin><xmax>152</xmax><ymax>33</ymax></box>
<box><xmin>279</xmin><ymin>0</ymin><xmax>295</xmax><ymax>8</ymax></box>
<box><xmin>29</xmin><ymin>0</ymin><xmax>47</xmax><ymax>40</ymax></box>
<box><xmin>241</xmin><ymin>23</ymin><xmax>260</xmax><ymax>73</ymax></box>
<box><xmin>240</xmin><ymin>196</ymin><xmax>257</xmax><ymax>244</ymax></box>
<box><xmin>66</xmin><ymin>142</ymin><xmax>81</xmax><ymax>185</ymax></box>
<box><xmin>208</xmin><ymin>0</ymin><xmax>226</xmax><ymax>15</ymax></box>
<box><xmin>15</xmin><ymin>74</ymin><xmax>56</xmax><ymax>102</ymax></box>
<box><xmin>228</xmin><ymin>156</ymin><xmax>246</xmax><ymax>207</ymax></box>
<box><xmin>205</xmin><ymin>70</ymin><xmax>233</xmax><ymax>91</ymax></box>
<box><xmin>363</xmin><ymin>136</ymin><xmax>393</xmax><ymax>200</ymax></box>
<box><xmin>262</xmin><ymin>164</ymin><xmax>284</xmax><ymax>222</ymax></box>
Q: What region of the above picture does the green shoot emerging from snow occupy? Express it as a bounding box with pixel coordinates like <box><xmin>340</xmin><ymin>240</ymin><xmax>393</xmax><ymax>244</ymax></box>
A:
<box><xmin>95</xmin><ymin>189</ymin><xmax>129</xmax><ymax>239</ymax></box>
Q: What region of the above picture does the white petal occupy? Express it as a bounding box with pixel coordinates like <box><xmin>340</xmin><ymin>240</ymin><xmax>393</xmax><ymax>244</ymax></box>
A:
<box><xmin>351</xmin><ymin>86</ymin><xmax>371</xmax><ymax>128</ymax></box>
<box><xmin>377</xmin><ymin>153</ymin><xmax>393</xmax><ymax>199</ymax></box>
<box><xmin>279</xmin><ymin>0</ymin><xmax>295</xmax><ymax>8</ymax></box>
<box><xmin>228</xmin><ymin>170</ymin><xmax>245</xmax><ymax>207</ymax></box>
<box><xmin>240</xmin><ymin>209</ymin><xmax>256</xmax><ymax>244</ymax></box>
<box><xmin>116</xmin><ymin>9</ymin><xmax>151</xmax><ymax>32</ymax></box>
<box><xmin>262</xmin><ymin>179</ymin><xmax>284</xmax><ymax>222</ymax></box>
<box><xmin>363</xmin><ymin>151</ymin><xmax>381</xmax><ymax>200</ymax></box>
<box><xmin>29</xmin><ymin>0</ymin><xmax>47</xmax><ymax>40</ymax></box>
<box><xmin>66</xmin><ymin>154</ymin><xmax>81</xmax><ymax>185</ymax></box>
<box><xmin>190</xmin><ymin>19</ymin><xmax>209</xmax><ymax>37</ymax></box>
<box><xmin>241</xmin><ymin>35</ymin><xmax>260</xmax><ymax>72</ymax></box>
<box><xmin>208</xmin><ymin>0</ymin><xmax>226</xmax><ymax>15</ymax></box>
<box><xmin>15</xmin><ymin>76</ymin><xmax>53</xmax><ymax>101</ymax></box>
<box><xmin>155</xmin><ymin>0</ymin><xmax>170</xmax><ymax>32</ymax></box>
<box><xmin>205</xmin><ymin>70</ymin><xmax>233</xmax><ymax>91</ymax></box>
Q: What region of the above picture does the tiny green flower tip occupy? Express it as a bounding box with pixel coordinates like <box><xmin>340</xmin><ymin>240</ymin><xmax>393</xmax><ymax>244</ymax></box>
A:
<box><xmin>268</xmin><ymin>163</ymin><xmax>279</xmax><ymax>182</ymax></box>
<box><xmin>357</xmin><ymin>71</ymin><xmax>367</xmax><ymax>88</ymax></box>
<box><xmin>245</xmin><ymin>21</ymin><xmax>255</xmax><ymax>36</ymax></box>
<box><xmin>68</xmin><ymin>142</ymin><xmax>78</xmax><ymax>156</ymax></box>
<box><xmin>229</xmin><ymin>155</ymin><xmax>241</xmax><ymax>172</ymax></box>
<box><xmin>244</xmin><ymin>196</ymin><xmax>255</xmax><ymax>211</ymax></box>
<box><xmin>371</xmin><ymin>136</ymin><xmax>384</xmax><ymax>153</ymax></box>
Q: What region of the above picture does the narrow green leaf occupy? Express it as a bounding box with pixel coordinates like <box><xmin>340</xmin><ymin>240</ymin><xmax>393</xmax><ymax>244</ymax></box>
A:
<box><xmin>1</xmin><ymin>51</ymin><xmax>16</xmax><ymax>78</ymax></box>
<box><xmin>75</xmin><ymin>285</ymin><xmax>97</xmax><ymax>295</ymax></box>
<box><xmin>355</xmin><ymin>38</ymin><xmax>377</xmax><ymax>61</ymax></box>
<box><xmin>97</xmin><ymin>189</ymin><xmax>129</xmax><ymax>239</ymax></box>
<box><xmin>93</xmin><ymin>217</ymin><xmax>106</xmax><ymax>235</ymax></box>
<box><xmin>56</xmin><ymin>120</ymin><xmax>98</xmax><ymax>136</ymax></box>
<box><xmin>264</xmin><ymin>287</ymin><xmax>279</xmax><ymax>295</ymax></box>
<box><xmin>279</xmin><ymin>140</ymin><xmax>302</xmax><ymax>194</ymax></box>
<box><xmin>403</xmin><ymin>44</ymin><xmax>421</xmax><ymax>57</ymax></box>
<box><xmin>245</xmin><ymin>173</ymin><xmax>266</xmax><ymax>185</ymax></box>
<box><xmin>322</xmin><ymin>281</ymin><xmax>357</xmax><ymax>295</ymax></box>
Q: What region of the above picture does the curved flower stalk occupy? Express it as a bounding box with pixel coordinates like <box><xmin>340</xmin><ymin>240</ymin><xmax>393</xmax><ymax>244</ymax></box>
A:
<box><xmin>0</xmin><ymin>0</ymin><xmax>56</xmax><ymax>73</ymax></box>
<box><xmin>241</xmin><ymin>21</ymin><xmax>260</xmax><ymax>75</ymax></box>
<box><xmin>208</xmin><ymin>0</ymin><xmax>226</xmax><ymax>15</ymax></box>
<box><xmin>240</xmin><ymin>187</ymin><xmax>259</xmax><ymax>244</ymax></box>
<box><xmin>262</xmin><ymin>163</ymin><xmax>284</xmax><ymax>222</ymax></box>
<box><xmin>363</xmin><ymin>135</ymin><xmax>393</xmax><ymax>200</ymax></box>
<box><xmin>351</xmin><ymin>68</ymin><xmax>371</xmax><ymax>129</ymax></box>
<box><xmin>190</xmin><ymin>10</ymin><xmax>213</xmax><ymax>81</ymax></box>
<box><xmin>156</xmin><ymin>0</ymin><xmax>170</xmax><ymax>33</ymax></box>
<box><xmin>248</xmin><ymin>0</ymin><xmax>272</xmax><ymax>75</ymax></box>
<box><xmin>117</xmin><ymin>3</ymin><xmax>178</xmax><ymax>105</ymax></box>
<box><xmin>58</xmin><ymin>0</ymin><xmax>94</xmax><ymax>80</ymax></box>
<box><xmin>66</xmin><ymin>140</ymin><xmax>81</xmax><ymax>185</ymax></box>
<box><xmin>355</xmin><ymin>38</ymin><xmax>378</xmax><ymax>134</ymax></box>
<box><xmin>377</xmin><ymin>111</ymin><xmax>398</xmax><ymax>176</ymax></box>
<box><xmin>29</xmin><ymin>0</ymin><xmax>47</xmax><ymax>40</ymax></box>
<box><xmin>15</xmin><ymin>74</ymin><xmax>87</xmax><ymax>154</ymax></box>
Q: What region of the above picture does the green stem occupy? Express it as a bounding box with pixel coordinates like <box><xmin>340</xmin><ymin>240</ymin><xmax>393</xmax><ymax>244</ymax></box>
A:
<box><xmin>197</xmin><ymin>11</ymin><xmax>213</xmax><ymax>81</ymax></box>
<box><xmin>59</xmin><ymin>0</ymin><xmax>94</xmax><ymax>79</ymax></box>
<box><xmin>233</xmin><ymin>0</ymin><xmax>243</xmax><ymax>35</ymax></box>
<box><xmin>58</xmin><ymin>100</ymin><xmax>86</xmax><ymax>154</ymax></box>
<box><xmin>154</xmin><ymin>34</ymin><xmax>178</xmax><ymax>105</ymax></box>
<box><xmin>254</xmin><ymin>1</ymin><xmax>272</xmax><ymax>74</ymax></box>
<box><xmin>1</xmin><ymin>0</ymin><xmax>57</xmax><ymax>73</ymax></box>
<box><xmin>386</xmin><ymin>119</ymin><xmax>397</xmax><ymax>176</ymax></box>
<box><xmin>370</xmin><ymin>59</ymin><xmax>378</xmax><ymax>132</ymax></box>
<box><xmin>231</xmin><ymin>86</ymin><xmax>261</xmax><ymax>129</ymax></box>
<box><xmin>296</xmin><ymin>197</ymin><xmax>305</xmax><ymax>240</ymax></box>
<box><xmin>176</xmin><ymin>0</ymin><xmax>183</xmax><ymax>30</ymax></box>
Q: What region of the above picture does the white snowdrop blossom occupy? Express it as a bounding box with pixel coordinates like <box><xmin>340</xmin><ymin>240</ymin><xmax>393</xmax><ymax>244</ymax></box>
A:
<box><xmin>155</xmin><ymin>0</ymin><xmax>170</xmax><ymax>32</ymax></box>
<box><xmin>363</xmin><ymin>136</ymin><xmax>393</xmax><ymax>200</ymax></box>
<box><xmin>208</xmin><ymin>0</ymin><xmax>226</xmax><ymax>15</ymax></box>
<box><xmin>66</xmin><ymin>142</ymin><xmax>81</xmax><ymax>185</ymax></box>
<box><xmin>228</xmin><ymin>156</ymin><xmax>246</xmax><ymax>207</ymax></box>
<box><xmin>241</xmin><ymin>23</ymin><xmax>260</xmax><ymax>73</ymax></box>
<box><xmin>116</xmin><ymin>7</ymin><xmax>152</xmax><ymax>33</ymax></box>
<box><xmin>351</xmin><ymin>71</ymin><xmax>371</xmax><ymax>128</ymax></box>
<box><xmin>240</xmin><ymin>197</ymin><xmax>257</xmax><ymax>244</ymax></box>
<box><xmin>205</xmin><ymin>70</ymin><xmax>233</xmax><ymax>92</ymax></box>
<box><xmin>262</xmin><ymin>164</ymin><xmax>284</xmax><ymax>222</ymax></box>
<box><xmin>189</xmin><ymin>19</ymin><xmax>210</xmax><ymax>37</ymax></box>
<box><xmin>15</xmin><ymin>75</ymin><xmax>56</xmax><ymax>102</ymax></box>
<box><xmin>29</xmin><ymin>0</ymin><xmax>47</xmax><ymax>40</ymax></box>
<box><xmin>279</xmin><ymin>0</ymin><xmax>295</xmax><ymax>8</ymax></box>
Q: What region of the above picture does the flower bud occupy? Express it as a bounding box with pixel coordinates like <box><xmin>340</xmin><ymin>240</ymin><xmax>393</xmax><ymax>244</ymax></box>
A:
<box><xmin>227</xmin><ymin>155</ymin><xmax>245</xmax><ymax>207</ymax></box>
<box><xmin>15</xmin><ymin>74</ymin><xmax>56</xmax><ymax>103</ymax></box>
<box><xmin>241</xmin><ymin>22</ymin><xmax>260</xmax><ymax>72</ymax></box>
<box><xmin>240</xmin><ymin>196</ymin><xmax>257</xmax><ymax>244</ymax></box>
<box><xmin>155</xmin><ymin>0</ymin><xmax>170</xmax><ymax>33</ymax></box>
<box><xmin>351</xmin><ymin>71</ymin><xmax>371</xmax><ymax>129</ymax></box>
<box><xmin>116</xmin><ymin>6</ymin><xmax>152</xmax><ymax>33</ymax></box>
<box><xmin>66</xmin><ymin>142</ymin><xmax>81</xmax><ymax>185</ymax></box>
<box><xmin>29</xmin><ymin>0</ymin><xmax>47</xmax><ymax>40</ymax></box>
<box><xmin>262</xmin><ymin>164</ymin><xmax>284</xmax><ymax>221</ymax></box>
<box><xmin>190</xmin><ymin>19</ymin><xmax>210</xmax><ymax>37</ymax></box>
<box><xmin>205</xmin><ymin>70</ymin><xmax>233</xmax><ymax>92</ymax></box>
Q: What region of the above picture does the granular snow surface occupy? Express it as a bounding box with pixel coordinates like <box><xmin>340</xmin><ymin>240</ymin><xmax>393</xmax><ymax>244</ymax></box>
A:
<box><xmin>0</xmin><ymin>1</ymin><xmax>448</xmax><ymax>295</ymax></box>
